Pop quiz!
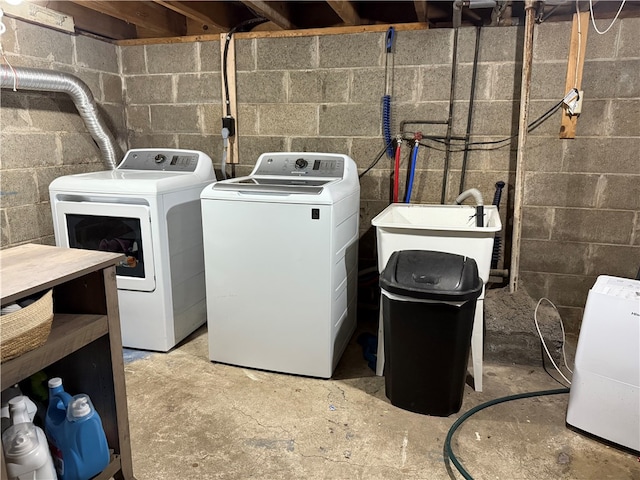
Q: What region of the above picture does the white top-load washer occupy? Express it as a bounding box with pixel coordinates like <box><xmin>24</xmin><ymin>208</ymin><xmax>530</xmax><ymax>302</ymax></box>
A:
<box><xmin>200</xmin><ymin>152</ymin><xmax>360</xmax><ymax>378</ymax></box>
<box><xmin>49</xmin><ymin>148</ymin><xmax>217</xmax><ymax>351</ymax></box>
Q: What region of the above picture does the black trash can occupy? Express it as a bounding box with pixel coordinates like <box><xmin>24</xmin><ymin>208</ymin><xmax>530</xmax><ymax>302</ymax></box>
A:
<box><xmin>380</xmin><ymin>250</ymin><xmax>483</xmax><ymax>417</ymax></box>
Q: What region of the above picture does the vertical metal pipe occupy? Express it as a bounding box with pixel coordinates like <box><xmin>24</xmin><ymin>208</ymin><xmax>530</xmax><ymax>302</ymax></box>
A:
<box><xmin>509</xmin><ymin>0</ymin><xmax>536</xmax><ymax>293</ymax></box>
<box><xmin>441</xmin><ymin>27</ymin><xmax>459</xmax><ymax>204</ymax></box>
<box><xmin>459</xmin><ymin>25</ymin><xmax>482</xmax><ymax>195</ymax></box>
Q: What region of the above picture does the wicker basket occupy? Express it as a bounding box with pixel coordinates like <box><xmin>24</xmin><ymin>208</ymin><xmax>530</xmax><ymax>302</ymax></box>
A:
<box><xmin>1</xmin><ymin>289</ymin><xmax>54</xmax><ymax>362</ymax></box>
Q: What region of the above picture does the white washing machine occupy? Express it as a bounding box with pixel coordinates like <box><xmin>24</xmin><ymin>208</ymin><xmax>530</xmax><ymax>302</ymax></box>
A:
<box><xmin>200</xmin><ymin>152</ymin><xmax>360</xmax><ymax>378</ymax></box>
<box><xmin>49</xmin><ymin>148</ymin><xmax>217</xmax><ymax>351</ymax></box>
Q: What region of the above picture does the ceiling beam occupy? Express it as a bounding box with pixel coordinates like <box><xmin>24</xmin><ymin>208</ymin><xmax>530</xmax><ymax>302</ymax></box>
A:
<box><xmin>69</xmin><ymin>1</ymin><xmax>186</xmax><ymax>37</ymax></box>
<box><xmin>414</xmin><ymin>1</ymin><xmax>429</xmax><ymax>23</ymax></box>
<box><xmin>152</xmin><ymin>1</ymin><xmax>226</xmax><ymax>30</ymax></box>
<box><xmin>326</xmin><ymin>1</ymin><xmax>361</xmax><ymax>26</ymax></box>
<box><xmin>241</xmin><ymin>1</ymin><xmax>295</xmax><ymax>30</ymax></box>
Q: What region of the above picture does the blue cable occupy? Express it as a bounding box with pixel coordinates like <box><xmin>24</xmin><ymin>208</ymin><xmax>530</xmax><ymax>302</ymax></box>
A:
<box><xmin>405</xmin><ymin>143</ymin><xmax>419</xmax><ymax>203</ymax></box>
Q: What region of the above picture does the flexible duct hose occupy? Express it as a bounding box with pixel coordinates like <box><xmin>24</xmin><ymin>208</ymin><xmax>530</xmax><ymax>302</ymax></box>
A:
<box><xmin>404</xmin><ymin>143</ymin><xmax>419</xmax><ymax>203</ymax></box>
<box><xmin>0</xmin><ymin>65</ymin><xmax>121</xmax><ymax>170</ymax></box>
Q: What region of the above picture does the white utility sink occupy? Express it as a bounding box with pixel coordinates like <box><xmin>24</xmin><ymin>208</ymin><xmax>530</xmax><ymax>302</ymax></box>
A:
<box><xmin>371</xmin><ymin>203</ymin><xmax>501</xmax><ymax>284</ymax></box>
<box><xmin>371</xmin><ymin>203</ymin><xmax>503</xmax><ymax>392</ymax></box>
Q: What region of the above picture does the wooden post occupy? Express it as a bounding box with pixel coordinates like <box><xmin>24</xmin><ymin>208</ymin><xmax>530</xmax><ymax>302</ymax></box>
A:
<box><xmin>220</xmin><ymin>33</ymin><xmax>239</xmax><ymax>164</ymax></box>
<box><xmin>509</xmin><ymin>0</ymin><xmax>536</xmax><ymax>294</ymax></box>
<box><xmin>559</xmin><ymin>11</ymin><xmax>589</xmax><ymax>139</ymax></box>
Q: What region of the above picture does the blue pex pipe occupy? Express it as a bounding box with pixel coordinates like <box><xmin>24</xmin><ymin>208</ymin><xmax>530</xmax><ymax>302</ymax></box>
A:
<box><xmin>382</xmin><ymin>95</ymin><xmax>393</xmax><ymax>158</ymax></box>
<box><xmin>405</xmin><ymin>143</ymin><xmax>419</xmax><ymax>203</ymax></box>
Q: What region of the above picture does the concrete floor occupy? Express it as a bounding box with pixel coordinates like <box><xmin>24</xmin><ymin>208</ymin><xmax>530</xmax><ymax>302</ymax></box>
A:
<box><xmin>123</xmin><ymin>321</ymin><xmax>639</xmax><ymax>480</ymax></box>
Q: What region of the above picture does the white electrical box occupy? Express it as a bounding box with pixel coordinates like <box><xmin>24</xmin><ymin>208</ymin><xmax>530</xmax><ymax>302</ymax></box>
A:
<box><xmin>566</xmin><ymin>275</ymin><xmax>640</xmax><ymax>452</ymax></box>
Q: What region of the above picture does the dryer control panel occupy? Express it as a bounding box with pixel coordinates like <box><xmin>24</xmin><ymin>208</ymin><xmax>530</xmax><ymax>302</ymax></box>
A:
<box><xmin>253</xmin><ymin>153</ymin><xmax>345</xmax><ymax>178</ymax></box>
<box><xmin>118</xmin><ymin>149</ymin><xmax>201</xmax><ymax>172</ymax></box>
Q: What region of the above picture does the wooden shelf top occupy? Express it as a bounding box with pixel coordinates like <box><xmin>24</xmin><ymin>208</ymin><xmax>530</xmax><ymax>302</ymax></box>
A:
<box><xmin>0</xmin><ymin>244</ymin><xmax>124</xmax><ymax>304</ymax></box>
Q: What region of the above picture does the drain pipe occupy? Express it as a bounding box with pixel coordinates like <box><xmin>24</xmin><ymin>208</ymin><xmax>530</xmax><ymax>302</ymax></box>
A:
<box><xmin>0</xmin><ymin>65</ymin><xmax>121</xmax><ymax>170</ymax></box>
<box><xmin>455</xmin><ymin>188</ymin><xmax>484</xmax><ymax>227</ymax></box>
<box><xmin>509</xmin><ymin>0</ymin><xmax>536</xmax><ymax>293</ymax></box>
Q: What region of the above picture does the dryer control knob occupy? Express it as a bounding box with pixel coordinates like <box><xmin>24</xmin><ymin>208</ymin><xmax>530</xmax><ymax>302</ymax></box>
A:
<box><xmin>154</xmin><ymin>154</ymin><xmax>166</xmax><ymax>163</ymax></box>
<box><xmin>294</xmin><ymin>158</ymin><xmax>308</xmax><ymax>169</ymax></box>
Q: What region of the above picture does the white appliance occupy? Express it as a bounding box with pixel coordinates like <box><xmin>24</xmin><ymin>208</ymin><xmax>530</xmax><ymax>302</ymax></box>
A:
<box><xmin>566</xmin><ymin>275</ymin><xmax>640</xmax><ymax>452</ymax></box>
<box><xmin>200</xmin><ymin>152</ymin><xmax>360</xmax><ymax>378</ymax></box>
<box><xmin>49</xmin><ymin>148</ymin><xmax>217</xmax><ymax>351</ymax></box>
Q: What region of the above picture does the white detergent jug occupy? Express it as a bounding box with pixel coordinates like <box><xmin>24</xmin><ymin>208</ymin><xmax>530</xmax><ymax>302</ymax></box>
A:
<box><xmin>2</xmin><ymin>396</ymin><xmax>58</xmax><ymax>480</ymax></box>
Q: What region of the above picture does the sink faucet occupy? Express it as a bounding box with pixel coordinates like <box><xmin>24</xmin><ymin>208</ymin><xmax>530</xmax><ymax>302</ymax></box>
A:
<box><xmin>454</xmin><ymin>188</ymin><xmax>484</xmax><ymax>227</ymax></box>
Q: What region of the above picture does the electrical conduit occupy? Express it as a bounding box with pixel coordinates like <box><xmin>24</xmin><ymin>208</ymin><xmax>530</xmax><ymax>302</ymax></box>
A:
<box><xmin>0</xmin><ymin>65</ymin><xmax>121</xmax><ymax>170</ymax></box>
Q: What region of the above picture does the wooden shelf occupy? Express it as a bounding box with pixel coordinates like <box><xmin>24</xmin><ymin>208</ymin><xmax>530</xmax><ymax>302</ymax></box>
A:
<box><xmin>93</xmin><ymin>454</ymin><xmax>122</xmax><ymax>480</ymax></box>
<box><xmin>1</xmin><ymin>314</ymin><xmax>108</xmax><ymax>390</ymax></box>
<box><xmin>1</xmin><ymin>244</ymin><xmax>135</xmax><ymax>480</ymax></box>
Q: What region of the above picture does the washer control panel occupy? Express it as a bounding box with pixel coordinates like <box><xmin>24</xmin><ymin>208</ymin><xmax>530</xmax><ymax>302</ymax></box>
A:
<box><xmin>118</xmin><ymin>149</ymin><xmax>201</xmax><ymax>171</ymax></box>
<box><xmin>254</xmin><ymin>153</ymin><xmax>345</xmax><ymax>177</ymax></box>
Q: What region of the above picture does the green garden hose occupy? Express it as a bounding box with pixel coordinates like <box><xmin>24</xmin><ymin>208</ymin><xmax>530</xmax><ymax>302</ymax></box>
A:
<box><xmin>444</xmin><ymin>388</ymin><xmax>570</xmax><ymax>479</ymax></box>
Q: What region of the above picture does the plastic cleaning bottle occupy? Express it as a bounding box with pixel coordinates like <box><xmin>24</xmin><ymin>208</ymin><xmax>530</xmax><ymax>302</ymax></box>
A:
<box><xmin>2</xmin><ymin>396</ymin><xmax>58</xmax><ymax>480</ymax></box>
<box><xmin>61</xmin><ymin>394</ymin><xmax>110</xmax><ymax>480</ymax></box>
<box><xmin>45</xmin><ymin>377</ymin><xmax>72</xmax><ymax>478</ymax></box>
<box><xmin>1</xmin><ymin>386</ymin><xmax>37</xmax><ymax>435</ymax></box>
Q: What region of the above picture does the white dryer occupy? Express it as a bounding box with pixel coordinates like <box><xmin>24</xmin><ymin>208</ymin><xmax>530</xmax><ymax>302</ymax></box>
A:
<box><xmin>49</xmin><ymin>148</ymin><xmax>217</xmax><ymax>351</ymax></box>
<box><xmin>200</xmin><ymin>152</ymin><xmax>360</xmax><ymax>378</ymax></box>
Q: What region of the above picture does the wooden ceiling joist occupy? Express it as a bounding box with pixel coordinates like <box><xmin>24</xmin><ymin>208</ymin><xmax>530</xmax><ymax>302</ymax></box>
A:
<box><xmin>414</xmin><ymin>1</ymin><xmax>429</xmax><ymax>23</ymax></box>
<box><xmin>326</xmin><ymin>0</ymin><xmax>361</xmax><ymax>26</ymax></box>
<box><xmin>241</xmin><ymin>1</ymin><xmax>295</xmax><ymax>30</ymax></box>
<box><xmin>32</xmin><ymin>1</ymin><xmax>137</xmax><ymax>40</ymax></box>
<box><xmin>153</xmin><ymin>1</ymin><xmax>226</xmax><ymax>30</ymax></box>
<box><xmin>17</xmin><ymin>1</ymin><xmax>640</xmax><ymax>42</ymax></box>
<box><xmin>69</xmin><ymin>0</ymin><xmax>186</xmax><ymax>37</ymax></box>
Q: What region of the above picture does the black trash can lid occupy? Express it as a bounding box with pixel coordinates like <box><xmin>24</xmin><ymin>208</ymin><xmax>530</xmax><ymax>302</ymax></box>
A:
<box><xmin>380</xmin><ymin>250</ymin><xmax>483</xmax><ymax>302</ymax></box>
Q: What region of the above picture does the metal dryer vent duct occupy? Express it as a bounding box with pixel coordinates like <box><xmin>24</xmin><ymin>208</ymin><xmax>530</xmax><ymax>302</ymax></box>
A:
<box><xmin>0</xmin><ymin>65</ymin><xmax>121</xmax><ymax>170</ymax></box>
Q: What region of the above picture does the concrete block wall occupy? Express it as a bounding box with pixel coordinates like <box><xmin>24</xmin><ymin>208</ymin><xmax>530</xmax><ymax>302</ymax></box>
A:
<box><xmin>0</xmin><ymin>18</ymin><xmax>125</xmax><ymax>248</ymax></box>
<box><xmin>123</xmin><ymin>21</ymin><xmax>638</xmax><ymax>333</ymax></box>
<box><xmin>519</xmin><ymin>17</ymin><xmax>640</xmax><ymax>332</ymax></box>
<box><xmin>120</xmin><ymin>41</ymin><xmax>223</xmax><ymax>164</ymax></box>
<box><xmin>3</xmin><ymin>17</ymin><xmax>638</xmax><ymax>333</ymax></box>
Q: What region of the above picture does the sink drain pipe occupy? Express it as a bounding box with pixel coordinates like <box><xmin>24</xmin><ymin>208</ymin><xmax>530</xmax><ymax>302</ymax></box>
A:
<box><xmin>0</xmin><ymin>65</ymin><xmax>121</xmax><ymax>170</ymax></box>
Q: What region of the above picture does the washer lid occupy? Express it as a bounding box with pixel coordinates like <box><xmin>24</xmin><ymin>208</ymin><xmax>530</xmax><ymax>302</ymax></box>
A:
<box><xmin>212</xmin><ymin>177</ymin><xmax>334</xmax><ymax>195</ymax></box>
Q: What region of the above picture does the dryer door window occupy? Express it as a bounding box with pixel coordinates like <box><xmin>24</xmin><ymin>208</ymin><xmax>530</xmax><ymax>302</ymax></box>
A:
<box><xmin>66</xmin><ymin>214</ymin><xmax>146</xmax><ymax>278</ymax></box>
<box><xmin>54</xmin><ymin>201</ymin><xmax>156</xmax><ymax>292</ymax></box>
